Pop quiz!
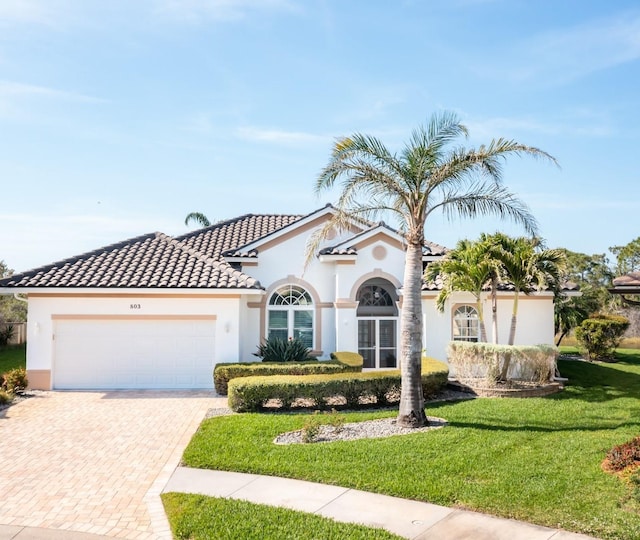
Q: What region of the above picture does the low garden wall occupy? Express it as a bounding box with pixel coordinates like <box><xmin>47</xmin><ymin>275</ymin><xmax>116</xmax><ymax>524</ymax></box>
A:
<box><xmin>447</xmin><ymin>341</ymin><xmax>558</xmax><ymax>387</ymax></box>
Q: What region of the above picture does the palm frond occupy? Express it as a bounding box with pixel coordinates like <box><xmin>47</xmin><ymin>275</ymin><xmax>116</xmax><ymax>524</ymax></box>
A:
<box><xmin>184</xmin><ymin>212</ymin><xmax>211</xmax><ymax>228</ymax></box>
<box><xmin>431</xmin><ymin>181</ymin><xmax>539</xmax><ymax>237</ymax></box>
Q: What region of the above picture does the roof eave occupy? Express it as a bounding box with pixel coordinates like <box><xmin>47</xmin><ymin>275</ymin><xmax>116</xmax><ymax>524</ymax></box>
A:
<box><xmin>318</xmin><ymin>254</ymin><xmax>358</xmax><ymax>263</ymax></box>
<box><xmin>223</xmin><ymin>256</ymin><xmax>258</xmax><ymax>263</ymax></box>
<box><xmin>0</xmin><ymin>286</ymin><xmax>265</xmax><ymax>295</ymax></box>
<box><xmin>608</xmin><ymin>287</ymin><xmax>640</xmax><ymax>295</ymax></box>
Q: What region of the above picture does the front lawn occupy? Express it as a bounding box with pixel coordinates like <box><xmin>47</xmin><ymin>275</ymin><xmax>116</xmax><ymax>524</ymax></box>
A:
<box><xmin>0</xmin><ymin>344</ymin><xmax>26</xmax><ymax>374</ymax></box>
<box><xmin>161</xmin><ymin>493</ymin><xmax>402</xmax><ymax>540</ymax></box>
<box><xmin>182</xmin><ymin>349</ymin><xmax>640</xmax><ymax>540</ymax></box>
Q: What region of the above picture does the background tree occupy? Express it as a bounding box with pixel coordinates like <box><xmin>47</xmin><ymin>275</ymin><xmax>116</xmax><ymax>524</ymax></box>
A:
<box><xmin>610</xmin><ymin>237</ymin><xmax>640</xmax><ymax>275</ymax></box>
<box><xmin>314</xmin><ymin>110</ymin><xmax>555</xmax><ymax>427</ymax></box>
<box><xmin>554</xmin><ymin>296</ymin><xmax>590</xmax><ymax>346</ymax></box>
<box><xmin>553</xmin><ymin>249</ymin><xmax>613</xmax><ymax>343</ymax></box>
<box><xmin>557</xmin><ymin>249</ymin><xmax>613</xmax><ymax>312</ymax></box>
<box><xmin>184</xmin><ymin>212</ymin><xmax>211</xmax><ymax>228</ymax></box>
<box><xmin>0</xmin><ymin>261</ymin><xmax>27</xmax><ymax>323</ymax></box>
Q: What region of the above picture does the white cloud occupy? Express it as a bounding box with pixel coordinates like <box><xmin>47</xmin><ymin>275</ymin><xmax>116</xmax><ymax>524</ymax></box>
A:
<box><xmin>475</xmin><ymin>11</ymin><xmax>640</xmax><ymax>86</ymax></box>
<box><xmin>0</xmin><ymin>0</ymin><xmax>84</xmax><ymax>28</ymax></box>
<box><xmin>153</xmin><ymin>0</ymin><xmax>299</xmax><ymax>23</ymax></box>
<box><xmin>235</xmin><ymin>126</ymin><xmax>329</xmax><ymax>145</ymax></box>
<box><xmin>0</xmin><ymin>0</ymin><xmax>53</xmax><ymax>25</ymax></box>
<box><xmin>463</xmin><ymin>111</ymin><xmax>613</xmax><ymax>141</ymax></box>
<box><xmin>0</xmin><ymin>80</ymin><xmax>107</xmax><ymax>104</ymax></box>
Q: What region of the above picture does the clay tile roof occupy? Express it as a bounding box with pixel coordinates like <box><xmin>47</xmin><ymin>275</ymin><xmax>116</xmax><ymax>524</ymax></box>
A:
<box><xmin>176</xmin><ymin>213</ymin><xmax>303</xmax><ymax>260</ymax></box>
<box><xmin>612</xmin><ymin>272</ymin><xmax>640</xmax><ymax>287</ymax></box>
<box><xmin>421</xmin><ymin>276</ymin><xmax>579</xmax><ymax>292</ymax></box>
<box><xmin>0</xmin><ymin>228</ymin><xmax>268</xmax><ymax>290</ymax></box>
<box><xmin>423</xmin><ymin>241</ymin><xmax>447</xmax><ymax>256</ymax></box>
<box><xmin>318</xmin><ymin>246</ymin><xmax>358</xmax><ymax>255</ymax></box>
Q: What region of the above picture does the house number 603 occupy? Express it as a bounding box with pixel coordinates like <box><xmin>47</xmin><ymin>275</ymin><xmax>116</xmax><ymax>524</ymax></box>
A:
<box><xmin>130</xmin><ymin>303</ymin><xmax>141</xmax><ymax>309</ymax></box>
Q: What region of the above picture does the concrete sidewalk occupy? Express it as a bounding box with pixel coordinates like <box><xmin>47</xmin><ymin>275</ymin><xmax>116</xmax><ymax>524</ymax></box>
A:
<box><xmin>163</xmin><ymin>467</ymin><xmax>598</xmax><ymax>540</ymax></box>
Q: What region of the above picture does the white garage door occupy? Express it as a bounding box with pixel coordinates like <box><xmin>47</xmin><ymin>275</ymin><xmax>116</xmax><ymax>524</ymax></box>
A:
<box><xmin>53</xmin><ymin>317</ymin><xmax>216</xmax><ymax>389</ymax></box>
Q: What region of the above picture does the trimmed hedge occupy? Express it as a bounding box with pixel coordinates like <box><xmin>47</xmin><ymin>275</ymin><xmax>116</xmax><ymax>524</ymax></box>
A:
<box><xmin>227</xmin><ymin>359</ymin><xmax>449</xmax><ymax>412</ymax></box>
<box><xmin>329</xmin><ymin>351</ymin><xmax>364</xmax><ymax>369</ymax></box>
<box><xmin>214</xmin><ymin>361</ymin><xmax>351</xmax><ymax>395</ymax></box>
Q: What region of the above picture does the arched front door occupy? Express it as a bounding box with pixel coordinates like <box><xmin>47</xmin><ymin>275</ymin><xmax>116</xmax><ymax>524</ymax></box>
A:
<box><xmin>356</xmin><ymin>278</ymin><xmax>399</xmax><ymax>369</ymax></box>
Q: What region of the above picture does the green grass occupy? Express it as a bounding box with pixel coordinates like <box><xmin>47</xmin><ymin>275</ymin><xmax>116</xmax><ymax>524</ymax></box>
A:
<box><xmin>183</xmin><ymin>349</ymin><xmax>640</xmax><ymax>540</ymax></box>
<box><xmin>0</xmin><ymin>344</ymin><xmax>26</xmax><ymax>374</ymax></box>
<box><xmin>161</xmin><ymin>493</ymin><xmax>402</xmax><ymax>540</ymax></box>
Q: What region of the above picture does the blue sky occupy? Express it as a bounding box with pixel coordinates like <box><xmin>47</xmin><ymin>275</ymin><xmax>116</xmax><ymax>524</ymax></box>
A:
<box><xmin>1</xmin><ymin>0</ymin><xmax>639</xmax><ymax>273</ymax></box>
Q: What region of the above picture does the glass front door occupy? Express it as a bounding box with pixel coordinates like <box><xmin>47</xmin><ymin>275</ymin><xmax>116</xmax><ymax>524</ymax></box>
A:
<box><xmin>358</xmin><ymin>318</ymin><xmax>397</xmax><ymax>369</ymax></box>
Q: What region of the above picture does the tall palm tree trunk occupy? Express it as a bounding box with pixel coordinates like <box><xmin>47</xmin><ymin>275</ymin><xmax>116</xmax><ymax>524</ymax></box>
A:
<box><xmin>477</xmin><ymin>300</ymin><xmax>487</xmax><ymax>343</ymax></box>
<box><xmin>491</xmin><ymin>276</ymin><xmax>499</xmax><ymax>344</ymax></box>
<box><xmin>507</xmin><ymin>292</ymin><xmax>519</xmax><ymax>345</ymax></box>
<box><xmin>499</xmin><ymin>291</ymin><xmax>519</xmax><ymax>380</ymax></box>
<box><xmin>397</xmin><ymin>241</ymin><xmax>427</xmax><ymax>427</ymax></box>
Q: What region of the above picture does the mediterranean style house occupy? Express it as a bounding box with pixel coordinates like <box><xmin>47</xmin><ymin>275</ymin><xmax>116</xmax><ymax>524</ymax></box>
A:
<box><xmin>0</xmin><ymin>205</ymin><xmax>563</xmax><ymax>390</ymax></box>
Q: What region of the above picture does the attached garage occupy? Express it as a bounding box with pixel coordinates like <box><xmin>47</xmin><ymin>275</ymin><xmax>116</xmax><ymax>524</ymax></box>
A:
<box><xmin>52</xmin><ymin>316</ymin><xmax>216</xmax><ymax>390</ymax></box>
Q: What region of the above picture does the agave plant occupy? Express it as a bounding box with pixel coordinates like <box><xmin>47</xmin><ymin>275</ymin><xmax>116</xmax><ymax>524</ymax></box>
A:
<box><xmin>254</xmin><ymin>337</ymin><xmax>316</xmax><ymax>362</ymax></box>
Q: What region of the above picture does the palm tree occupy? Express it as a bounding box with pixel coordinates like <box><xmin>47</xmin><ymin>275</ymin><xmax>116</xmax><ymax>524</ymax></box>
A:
<box><xmin>554</xmin><ymin>296</ymin><xmax>590</xmax><ymax>346</ymax></box>
<box><xmin>489</xmin><ymin>234</ymin><xmax>565</xmax><ymax>379</ymax></box>
<box><xmin>184</xmin><ymin>212</ymin><xmax>211</xmax><ymax>228</ymax></box>
<box><xmin>314</xmin><ymin>111</ymin><xmax>556</xmax><ymax>427</ymax></box>
<box><xmin>425</xmin><ymin>238</ymin><xmax>497</xmax><ymax>342</ymax></box>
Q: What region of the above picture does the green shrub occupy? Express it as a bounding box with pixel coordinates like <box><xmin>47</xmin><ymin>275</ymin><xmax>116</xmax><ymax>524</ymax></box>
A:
<box><xmin>575</xmin><ymin>314</ymin><xmax>630</xmax><ymax>361</ymax></box>
<box><xmin>254</xmin><ymin>337</ymin><xmax>317</xmax><ymax>363</ymax></box>
<box><xmin>325</xmin><ymin>408</ymin><xmax>346</xmax><ymax>433</ymax></box>
<box><xmin>301</xmin><ymin>411</ymin><xmax>323</xmax><ymax>443</ymax></box>
<box><xmin>300</xmin><ymin>410</ymin><xmax>347</xmax><ymax>443</ymax></box>
<box><xmin>0</xmin><ymin>389</ymin><xmax>13</xmax><ymax>405</ymax></box>
<box><xmin>213</xmin><ymin>361</ymin><xmax>350</xmax><ymax>395</ymax></box>
<box><xmin>0</xmin><ymin>324</ymin><xmax>15</xmax><ymax>347</ymax></box>
<box><xmin>447</xmin><ymin>342</ymin><xmax>557</xmax><ymax>386</ymax></box>
<box><xmin>227</xmin><ymin>361</ymin><xmax>449</xmax><ymax>413</ymax></box>
<box><xmin>1</xmin><ymin>367</ymin><xmax>28</xmax><ymax>394</ymax></box>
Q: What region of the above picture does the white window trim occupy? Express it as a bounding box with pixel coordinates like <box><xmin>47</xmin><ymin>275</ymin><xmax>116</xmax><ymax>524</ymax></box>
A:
<box><xmin>267</xmin><ymin>284</ymin><xmax>315</xmax><ymax>348</ymax></box>
<box><xmin>452</xmin><ymin>304</ymin><xmax>480</xmax><ymax>342</ymax></box>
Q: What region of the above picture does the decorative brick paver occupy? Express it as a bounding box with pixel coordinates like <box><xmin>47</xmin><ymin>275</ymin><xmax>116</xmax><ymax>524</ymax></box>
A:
<box><xmin>0</xmin><ymin>391</ymin><xmax>226</xmax><ymax>539</ymax></box>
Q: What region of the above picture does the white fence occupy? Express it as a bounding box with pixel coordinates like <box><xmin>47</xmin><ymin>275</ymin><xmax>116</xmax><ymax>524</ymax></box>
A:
<box><xmin>2</xmin><ymin>322</ymin><xmax>26</xmax><ymax>345</ymax></box>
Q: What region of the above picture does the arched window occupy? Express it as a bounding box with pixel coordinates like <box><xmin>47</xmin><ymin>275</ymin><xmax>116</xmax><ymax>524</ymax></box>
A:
<box><xmin>452</xmin><ymin>305</ymin><xmax>480</xmax><ymax>342</ymax></box>
<box><xmin>356</xmin><ymin>280</ymin><xmax>398</xmax><ymax>317</ymax></box>
<box><xmin>267</xmin><ymin>285</ymin><xmax>313</xmax><ymax>348</ymax></box>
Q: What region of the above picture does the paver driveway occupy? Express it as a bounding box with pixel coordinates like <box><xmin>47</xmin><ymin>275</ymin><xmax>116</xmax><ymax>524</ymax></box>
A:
<box><xmin>0</xmin><ymin>390</ymin><xmax>226</xmax><ymax>539</ymax></box>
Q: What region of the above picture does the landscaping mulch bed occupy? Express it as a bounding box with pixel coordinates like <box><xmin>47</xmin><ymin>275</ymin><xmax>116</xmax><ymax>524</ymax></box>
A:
<box><xmin>274</xmin><ymin>415</ymin><xmax>448</xmax><ymax>445</ymax></box>
<box><xmin>448</xmin><ymin>379</ymin><xmax>564</xmax><ymax>398</ymax></box>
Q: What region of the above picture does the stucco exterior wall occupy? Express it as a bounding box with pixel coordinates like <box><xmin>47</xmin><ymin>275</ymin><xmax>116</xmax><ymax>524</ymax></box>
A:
<box><xmin>243</xmin><ymin>227</ymin><xmax>408</xmax><ymax>359</ymax></box>
<box><xmin>422</xmin><ymin>291</ymin><xmax>556</xmax><ymax>362</ymax></box>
